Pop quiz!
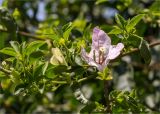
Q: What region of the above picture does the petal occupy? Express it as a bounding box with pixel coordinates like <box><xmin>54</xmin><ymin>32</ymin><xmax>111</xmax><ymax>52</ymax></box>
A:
<box><xmin>107</xmin><ymin>43</ymin><xmax>124</xmax><ymax>60</ymax></box>
<box><xmin>81</xmin><ymin>48</ymin><xmax>102</xmax><ymax>71</ymax></box>
<box><xmin>92</xmin><ymin>27</ymin><xmax>111</xmax><ymax>50</ymax></box>
<box><xmin>81</xmin><ymin>48</ymin><xmax>90</xmax><ymax>62</ymax></box>
<box><xmin>88</xmin><ymin>49</ymin><xmax>100</xmax><ymax>63</ymax></box>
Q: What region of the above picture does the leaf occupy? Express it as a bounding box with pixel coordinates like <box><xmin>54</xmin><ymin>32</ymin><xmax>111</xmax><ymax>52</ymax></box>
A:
<box><xmin>26</xmin><ymin>41</ymin><xmax>46</xmax><ymax>55</ymax></box>
<box><xmin>29</xmin><ymin>51</ymin><xmax>45</xmax><ymax>64</ymax></box>
<box><xmin>2</xmin><ymin>0</ymin><xmax>8</xmax><ymax>8</ymax></box>
<box><xmin>80</xmin><ymin>102</ymin><xmax>96</xmax><ymax>113</ymax></box>
<box><xmin>126</xmin><ymin>14</ymin><xmax>145</xmax><ymax>32</ymax></box>
<box><xmin>42</xmin><ymin>62</ymin><xmax>48</xmax><ymax>75</ymax></box>
<box><xmin>95</xmin><ymin>0</ymin><xmax>108</xmax><ymax>5</ymax></box>
<box><xmin>128</xmin><ymin>34</ymin><xmax>142</xmax><ymax>47</ymax></box>
<box><xmin>14</xmin><ymin>84</ymin><xmax>27</xmax><ymax>96</ymax></box>
<box><xmin>62</xmin><ymin>22</ymin><xmax>73</xmax><ymax>40</ymax></box>
<box><xmin>97</xmin><ymin>67</ymin><xmax>112</xmax><ymax>80</ymax></box>
<box><xmin>139</xmin><ymin>40</ymin><xmax>151</xmax><ymax>65</ymax></box>
<box><xmin>10</xmin><ymin>41</ymin><xmax>20</xmax><ymax>53</ymax></box>
<box><xmin>149</xmin><ymin>1</ymin><xmax>160</xmax><ymax>12</ymax></box>
<box><xmin>0</xmin><ymin>47</ymin><xmax>16</xmax><ymax>56</ymax></box>
<box><xmin>115</xmin><ymin>14</ymin><xmax>126</xmax><ymax>29</ymax></box>
<box><xmin>46</xmin><ymin>65</ymin><xmax>67</xmax><ymax>79</ymax></box>
<box><xmin>108</xmin><ymin>28</ymin><xmax>122</xmax><ymax>34</ymax></box>
<box><xmin>0</xmin><ymin>7</ymin><xmax>17</xmax><ymax>33</ymax></box>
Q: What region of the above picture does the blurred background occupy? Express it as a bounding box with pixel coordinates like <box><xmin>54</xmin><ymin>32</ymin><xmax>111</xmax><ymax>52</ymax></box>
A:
<box><xmin>0</xmin><ymin>0</ymin><xmax>160</xmax><ymax>113</ymax></box>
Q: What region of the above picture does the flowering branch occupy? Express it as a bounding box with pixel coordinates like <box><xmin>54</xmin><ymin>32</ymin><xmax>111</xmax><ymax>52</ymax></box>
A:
<box><xmin>0</xmin><ymin>28</ymin><xmax>160</xmax><ymax>57</ymax></box>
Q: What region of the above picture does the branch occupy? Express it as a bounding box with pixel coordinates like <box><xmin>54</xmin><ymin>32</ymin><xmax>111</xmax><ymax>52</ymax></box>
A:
<box><xmin>0</xmin><ymin>28</ymin><xmax>48</xmax><ymax>40</ymax></box>
<box><xmin>18</xmin><ymin>31</ymin><xmax>47</xmax><ymax>40</ymax></box>
<box><xmin>115</xmin><ymin>40</ymin><xmax>160</xmax><ymax>59</ymax></box>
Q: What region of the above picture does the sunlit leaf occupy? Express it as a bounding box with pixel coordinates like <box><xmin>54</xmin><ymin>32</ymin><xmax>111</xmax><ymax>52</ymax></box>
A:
<box><xmin>115</xmin><ymin>14</ymin><xmax>126</xmax><ymax>29</ymax></box>
<box><xmin>26</xmin><ymin>41</ymin><xmax>46</xmax><ymax>55</ymax></box>
<box><xmin>10</xmin><ymin>41</ymin><xmax>20</xmax><ymax>53</ymax></box>
<box><xmin>108</xmin><ymin>28</ymin><xmax>122</xmax><ymax>34</ymax></box>
<box><xmin>0</xmin><ymin>47</ymin><xmax>16</xmax><ymax>56</ymax></box>
<box><xmin>95</xmin><ymin>0</ymin><xmax>108</xmax><ymax>5</ymax></box>
<box><xmin>63</xmin><ymin>22</ymin><xmax>73</xmax><ymax>40</ymax></box>
<box><xmin>126</xmin><ymin>14</ymin><xmax>145</xmax><ymax>32</ymax></box>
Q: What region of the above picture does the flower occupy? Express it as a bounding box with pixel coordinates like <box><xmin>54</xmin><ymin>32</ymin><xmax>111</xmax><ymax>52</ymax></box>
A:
<box><xmin>81</xmin><ymin>27</ymin><xmax>124</xmax><ymax>71</ymax></box>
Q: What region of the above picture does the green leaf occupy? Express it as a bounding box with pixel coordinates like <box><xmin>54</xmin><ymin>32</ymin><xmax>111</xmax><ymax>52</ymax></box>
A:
<box><xmin>62</xmin><ymin>22</ymin><xmax>73</xmax><ymax>40</ymax></box>
<box><xmin>33</xmin><ymin>62</ymin><xmax>45</xmax><ymax>78</ymax></box>
<box><xmin>10</xmin><ymin>41</ymin><xmax>20</xmax><ymax>53</ymax></box>
<box><xmin>126</xmin><ymin>14</ymin><xmax>145</xmax><ymax>32</ymax></box>
<box><xmin>128</xmin><ymin>34</ymin><xmax>142</xmax><ymax>47</ymax></box>
<box><xmin>115</xmin><ymin>14</ymin><xmax>126</xmax><ymax>29</ymax></box>
<box><xmin>42</xmin><ymin>62</ymin><xmax>49</xmax><ymax>75</ymax></box>
<box><xmin>0</xmin><ymin>47</ymin><xmax>16</xmax><ymax>56</ymax></box>
<box><xmin>108</xmin><ymin>28</ymin><xmax>122</xmax><ymax>34</ymax></box>
<box><xmin>139</xmin><ymin>40</ymin><xmax>151</xmax><ymax>64</ymax></box>
<box><xmin>26</xmin><ymin>41</ymin><xmax>46</xmax><ymax>55</ymax></box>
<box><xmin>97</xmin><ymin>67</ymin><xmax>112</xmax><ymax>80</ymax></box>
<box><xmin>46</xmin><ymin>65</ymin><xmax>67</xmax><ymax>79</ymax></box>
<box><xmin>2</xmin><ymin>0</ymin><xmax>8</xmax><ymax>8</ymax></box>
<box><xmin>80</xmin><ymin>102</ymin><xmax>96</xmax><ymax>113</ymax></box>
<box><xmin>0</xmin><ymin>7</ymin><xmax>17</xmax><ymax>33</ymax></box>
<box><xmin>95</xmin><ymin>0</ymin><xmax>108</xmax><ymax>5</ymax></box>
<box><xmin>149</xmin><ymin>1</ymin><xmax>160</xmax><ymax>12</ymax></box>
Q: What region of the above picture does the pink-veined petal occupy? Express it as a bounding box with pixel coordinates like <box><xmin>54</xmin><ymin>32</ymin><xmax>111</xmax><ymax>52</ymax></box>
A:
<box><xmin>81</xmin><ymin>48</ymin><xmax>90</xmax><ymax>62</ymax></box>
<box><xmin>88</xmin><ymin>49</ymin><xmax>100</xmax><ymax>63</ymax></box>
<box><xmin>107</xmin><ymin>43</ymin><xmax>124</xmax><ymax>60</ymax></box>
<box><xmin>92</xmin><ymin>27</ymin><xmax>111</xmax><ymax>51</ymax></box>
<box><xmin>81</xmin><ymin>48</ymin><xmax>102</xmax><ymax>71</ymax></box>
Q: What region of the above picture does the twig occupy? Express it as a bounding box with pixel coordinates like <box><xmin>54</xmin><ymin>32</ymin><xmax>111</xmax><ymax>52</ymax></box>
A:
<box><xmin>0</xmin><ymin>28</ymin><xmax>47</xmax><ymax>40</ymax></box>
<box><xmin>18</xmin><ymin>31</ymin><xmax>47</xmax><ymax>40</ymax></box>
<box><xmin>113</xmin><ymin>40</ymin><xmax>160</xmax><ymax>61</ymax></box>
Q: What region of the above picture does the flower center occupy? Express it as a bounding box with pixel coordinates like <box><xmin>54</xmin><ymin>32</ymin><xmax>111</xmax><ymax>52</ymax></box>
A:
<box><xmin>99</xmin><ymin>47</ymin><xmax>106</xmax><ymax>64</ymax></box>
<box><xmin>92</xmin><ymin>47</ymin><xmax>106</xmax><ymax>64</ymax></box>
<box><xmin>99</xmin><ymin>47</ymin><xmax>106</xmax><ymax>53</ymax></box>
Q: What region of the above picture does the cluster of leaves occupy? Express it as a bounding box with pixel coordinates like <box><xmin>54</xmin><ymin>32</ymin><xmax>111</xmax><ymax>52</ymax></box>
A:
<box><xmin>109</xmin><ymin>14</ymin><xmax>151</xmax><ymax>64</ymax></box>
<box><xmin>109</xmin><ymin>90</ymin><xmax>148</xmax><ymax>113</ymax></box>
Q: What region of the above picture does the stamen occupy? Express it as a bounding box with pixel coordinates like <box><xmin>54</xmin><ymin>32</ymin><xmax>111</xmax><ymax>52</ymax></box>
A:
<box><xmin>93</xmin><ymin>50</ymin><xmax>96</xmax><ymax>61</ymax></box>
<box><xmin>99</xmin><ymin>50</ymin><xmax>101</xmax><ymax>64</ymax></box>
<box><xmin>99</xmin><ymin>47</ymin><xmax>106</xmax><ymax>64</ymax></box>
<box><xmin>101</xmin><ymin>51</ymin><xmax>104</xmax><ymax>64</ymax></box>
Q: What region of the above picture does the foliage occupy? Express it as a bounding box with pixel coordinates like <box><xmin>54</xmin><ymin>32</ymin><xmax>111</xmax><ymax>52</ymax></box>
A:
<box><xmin>0</xmin><ymin>0</ymin><xmax>160</xmax><ymax>113</ymax></box>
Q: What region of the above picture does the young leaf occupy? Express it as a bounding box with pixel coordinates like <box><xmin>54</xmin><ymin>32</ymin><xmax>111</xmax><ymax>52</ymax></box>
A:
<box><xmin>126</xmin><ymin>14</ymin><xmax>145</xmax><ymax>32</ymax></box>
<box><xmin>42</xmin><ymin>62</ymin><xmax>49</xmax><ymax>75</ymax></box>
<box><xmin>95</xmin><ymin>0</ymin><xmax>108</xmax><ymax>5</ymax></box>
<box><xmin>108</xmin><ymin>28</ymin><xmax>122</xmax><ymax>34</ymax></box>
<box><xmin>139</xmin><ymin>40</ymin><xmax>151</xmax><ymax>64</ymax></box>
<box><xmin>115</xmin><ymin>14</ymin><xmax>126</xmax><ymax>29</ymax></box>
<box><xmin>63</xmin><ymin>23</ymin><xmax>73</xmax><ymax>40</ymax></box>
<box><xmin>26</xmin><ymin>41</ymin><xmax>46</xmax><ymax>55</ymax></box>
<box><xmin>10</xmin><ymin>41</ymin><xmax>20</xmax><ymax>53</ymax></box>
<box><xmin>0</xmin><ymin>47</ymin><xmax>17</xmax><ymax>56</ymax></box>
